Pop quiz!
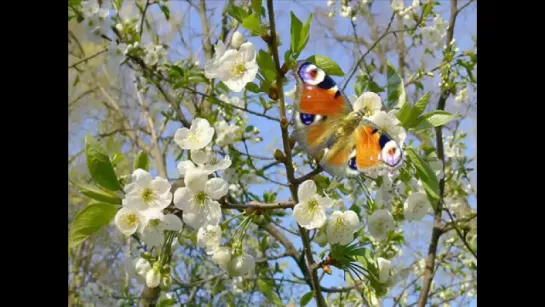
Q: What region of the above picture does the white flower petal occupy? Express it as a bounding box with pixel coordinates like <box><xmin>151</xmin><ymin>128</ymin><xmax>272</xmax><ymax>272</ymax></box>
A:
<box><xmin>197</xmin><ymin>224</ymin><xmax>222</xmax><ymax>255</ymax></box>
<box><xmin>227</xmin><ymin>253</ymin><xmax>256</xmax><ymax>276</ymax></box>
<box><xmin>184</xmin><ymin>169</ymin><xmax>209</xmax><ymax>193</ymax></box>
<box><xmin>163</xmin><ymin>214</ymin><xmax>183</xmax><ymax>231</ymax></box>
<box><xmin>404</xmin><ymin>192</ymin><xmax>431</xmax><ymax>222</ymax></box>
<box><xmin>203</xmin><ymin>199</ymin><xmax>222</xmax><ymax>227</ymax></box>
<box><xmin>135</xmin><ymin>258</ymin><xmax>152</xmax><ymax>277</ymax></box>
<box><xmin>191</xmin><ymin>150</ymin><xmax>209</xmax><ymax>165</ymax></box>
<box><xmin>238</xmin><ymin>42</ymin><xmax>256</xmax><ymax>63</ymax></box>
<box><xmin>132</xmin><ymin>169</ymin><xmax>152</xmax><ymax>187</ymax></box>
<box><xmin>343</xmin><ymin>210</ymin><xmax>360</xmax><ymax>229</ymax></box>
<box><xmin>151</xmin><ymin>177</ymin><xmax>171</xmax><ymax>194</ymax></box>
<box><xmin>205</xmin><ymin>178</ymin><xmax>229</xmax><ymax>199</ymax></box>
<box><xmin>217</xmin><ymin>156</ymin><xmax>232</xmax><ymax>170</ymax></box>
<box><xmin>298</xmin><ymin>180</ymin><xmax>317</xmax><ymax>202</ymax></box>
<box><xmin>173</xmin><ymin>127</ymin><xmax>190</xmax><ymax>149</ymax></box>
<box><xmin>212</xmin><ymin>246</ymin><xmax>232</xmax><ymax>271</ymax></box>
<box><xmin>182</xmin><ymin>210</ymin><xmax>207</xmax><ymax>230</ymax></box>
<box><xmin>173</xmin><ymin>187</ymin><xmax>193</xmax><ymax>211</ymax></box>
<box><xmin>318</xmin><ymin>196</ymin><xmax>334</xmax><ymax>209</ymax></box>
<box><xmin>177</xmin><ymin>160</ymin><xmax>197</xmax><ymax>176</ymax></box>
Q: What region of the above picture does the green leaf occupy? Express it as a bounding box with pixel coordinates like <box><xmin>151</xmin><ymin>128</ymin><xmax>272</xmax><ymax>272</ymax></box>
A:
<box><xmin>245</xmin><ymin>125</ymin><xmax>255</xmax><ymax>133</ymax></box>
<box><xmin>242</xmin><ymin>13</ymin><xmax>261</xmax><ymax>35</ymax></box>
<box><xmin>160</xmin><ymin>4</ymin><xmax>170</xmax><ymax>20</ymax></box>
<box><xmin>258</xmin><ymin>280</ymin><xmax>282</xmax><ymax>304</ymax></box>
<box><xmin>396</xmin><ymin>102</ymin><xmax>413</xmax><ymax>128</ymax></box>
<box><xmin>406</xmin><ymin>148</ymin><xmax>440</xmax><ymax>200</ymax></box>
<box><xmin>306</xmin><ymin>55</ymin><xmax>345</xmax><ymax>76</ymax></box>
<box><xmin>251</xmin><ymin>0</ymin><xmax>262</xmax><ymax>13</ymax></box>
<box><xmin>300</xmin><ymin>292</ymin><xmax>314</xmax><ymax>306</ymax></box>
<box><xmin>69</xmin><ymin>203</ymin><xmax>119</xmax><ymax>249</ymax></box>
<box><xmin>257</xmin><ymin>50</ymin><xmax>277</xmax><ymax>82</ymax></box>
<box><xmin>133</xmin><ymin>150</ymin><xmax>150</xmax><ymax>172</ymax></box>
<box><xmin>78</xmin><ymin>184</ymin><xmax>122</xmax><ymax>204</ymax></box>
<box><xmin>290</xmin><ymin>12</ymin><xmax>312</xmax><ymax>58</ymax></box>
<box><xmin>245</xmin><ymin>82</ymin><xmax>261</xmax><ymax>93</ymax></box>
<box><xmin>227</xmin><ymin>4</ymin><xmax>249</xmax><ymax>22</ymax></box>
<box><xmin>386</xmin><ymin>62</ymin><xmax>406</xmax><ymax>109</ymax></box>
<box><xmin>412</xmin><ymin>92</ymin><xmax>431</xmax><ymax>119</ymax></box>
<box><xmin>290</xmin><ymin>12</ymin><xmax>303</xmax><ymax>55</ymax></box>
<box><xmin>412</xmin><ymin>111</ymin><xmax>458</xmax><ymax>131</ymax></box>
<box><xmin>85</xmin><ymin>134</ymin><xmax>122</xmax><ymax>191</ymax></box>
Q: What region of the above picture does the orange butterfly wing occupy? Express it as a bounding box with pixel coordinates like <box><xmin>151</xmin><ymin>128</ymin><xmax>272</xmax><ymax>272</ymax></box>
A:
<box><xmin>299</xmin><ymin>85</ymin><xmax>348</xmax><ymax>116</ymax></box>
<box><xmin>355</xmin><ymin>126</ymin><xmax>382</xmax><ymax>170</ymax></box>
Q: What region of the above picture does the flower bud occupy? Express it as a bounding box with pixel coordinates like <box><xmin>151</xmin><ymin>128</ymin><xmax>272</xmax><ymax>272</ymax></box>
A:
<box><xmin>146</xmin><ymin>268</ymin><xmax>161</xmax><ymax>288</ymax></box>
<box><xmin>231</xmin><ymin>31</ymin><xmax>246</xmax><ymax>49</ymax></box>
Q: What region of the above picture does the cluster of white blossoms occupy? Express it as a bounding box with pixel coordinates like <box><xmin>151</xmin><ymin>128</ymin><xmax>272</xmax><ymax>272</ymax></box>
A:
<box><xmin>391</xmin><ymin>0</ymin><xmax>420</xmax><ymax>20</ymax></box>
<box><xmin>455</xmin><ymin>86</ymin><xmax>469</xmax><ymax>103</ymax></box>
<box><xmin>174</xmin><ymin>118</ymin><xmax>256</xmax><ymax>276</ymax></box>
<box><xmin>115</xmin><ymin>117</ymin><xmax>255</xmax><ymax>288</ymax></box>
<box><xmin>421</xmin><ymin>14</ymin><xmax>449</xmax><ymax>50</ymax></box>
<box><xmin>81</xmin><ymin>0</ymin><xmax>111</xmax><ymax>41</ymax></box>
<box><xmin>295</xmin><ymin>180</ymin><xmax>362</xmax><ymax>248</ymax></box>
<box><xmin>204</xmin><ymin>32</ymin><xmax>258</xmax><ymax>92</ymax></box>
<box><xmin>143</xmin><ymin>44</ymin><xmax>168</xmax><ymax>67</ymax></box>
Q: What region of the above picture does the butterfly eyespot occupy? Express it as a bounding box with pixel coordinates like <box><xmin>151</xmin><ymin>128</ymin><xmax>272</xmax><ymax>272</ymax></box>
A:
<box><xmin>348</xmin><ymin>157</ymin><xmax>357</xmax><ymax>170</ymax></box>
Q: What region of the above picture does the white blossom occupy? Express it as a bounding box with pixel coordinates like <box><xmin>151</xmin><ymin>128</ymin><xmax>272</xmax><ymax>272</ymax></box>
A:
<box><xmin>122</xmin><ymin>169</ymin><xmax>172</xmax><ymax>211</ymax></box>
<box><xmin>455</xmin><ymin>86</ymin><xmax>468</xmax><ymax>103</ymax></box>
<box><xmin>204</xmin><ymin>40</ymin><xmax>227</xmax><ymax>76</ymax></box>
<box><xmin>143</xmin><ymin>44</ymin><xmax>167</xmax><ymax>67</ymax></box>
<box><xmin>391</xmin><ymin>0</ymin><xmax>404</xmax><ymax>12</ymax></box>
<box><xmin>205</xmin><ymin>42</ymin><xmax>258</xmax><ymax>92</ymax></box>
<box><xmin>325</xmin><ymin>210</ymin><xmax>360</xmax><ymax>245</ymax></box>
<box><xmin>215</xmin><ymin>120</ymin><xmax>243</xmax><ymax>147</ymax></box>
<box><xmin>293</xmin><ymin>180</ymin><xmax>334</xmax><ymax>230</ymax></box>
<box><xmin>212</xmin><ymin>246</ymin><xmax>232</xmax><ymax>271</ymax></box>
<box><xmin>174</xmin><ymin>118</ymin><xmax>215</xmax><ymax>150</ymax></box>
<box><xmin>114</xmin><ymin>207</ymin><xmax>145</xmax><ymax>236</ymax></box>
<box><xmin>404</xmin><ymin>192</ymin><xmax>431</xmax><ymax>221</ymax></box>
<box><xmin>228</xmin><ymin>253</ymin><xmax>256</xmax><ymax>276</ymax></box>
<box><xmin>367</xmin><ymin>209</ymin><xmax>394</xmax><ymax>241</ymax></box>
<box><xmin>173</xmin><ymin>170</ymin><xmax>227</xmax><ymax>229</ymax></box>
<box><xmin>139</xmin><ymin>209</ymin><xmax>183</xmax><ymax>247</ymax></box>
<box><xmin>197</xmin><ymin>224</ymin><xmax>222</xmax><ymax>255</ymax></box>
<box><xmin>340</xmin><ymin>5</ymin><xmax>352</xmax><ymax>18</ymax></box>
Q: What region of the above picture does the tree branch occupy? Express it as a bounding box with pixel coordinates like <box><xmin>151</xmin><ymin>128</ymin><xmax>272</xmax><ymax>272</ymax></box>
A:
<box><xmin>418</xmin><ymin>1</ymin><xmax>459</xmax><ymax>306</ymax></box>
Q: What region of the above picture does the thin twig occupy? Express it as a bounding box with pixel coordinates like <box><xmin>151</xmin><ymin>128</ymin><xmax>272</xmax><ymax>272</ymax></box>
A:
<box><xmin>68</xmin><ymin>49</ymin><xmax>107</xmax><ymax>69</ymax></box>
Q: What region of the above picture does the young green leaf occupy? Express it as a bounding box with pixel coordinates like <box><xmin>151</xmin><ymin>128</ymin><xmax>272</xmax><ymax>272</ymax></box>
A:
<box><xmin>245</xmin><ymin>82</ymin><xmax>261</xmax><ymax>93</ymax></box>
<box><xmin>85</xmin><ymin>134</ymin><xmax>122</xmax><ymax>191</ymax></box>
<box><xmin>160</xmin><ymin>4</ymin><xmax>170</xmax><ymax>20</ymax></box>
<box><xmin>227</xmin><ymin>4</ymin><xmax>249</xmax><ymax>23</ymax></box>
<box><xmin>251</xmin><ymin>0</ymin><xmax>262</xmax><ymax>13</ymax></box>
<box><xmin>411</xmin><ymin>92</ymin><xmax>431</xmax><ymax>120</ymax></box>
<box><xmin>306</xmin><ymin>55</ymin><xmax>345</xmax><ymax>76</ymax></box>
<box><xmin>69</xmin><ymin>202</ymin><xmax>119</xmax><ymax>249</ymax></box>
<box><xmin>133</xmin><ymin>150</ymin><xmax>150</xmax><ymax>172</ymax></box>
<box><xmin>386</xmin><ymin>62</ymin><xmax>406</xmax><ymax>109</ymax></box>
<box><xmin>412</xmin><ymin>111</ymin><xmax>458</xmax><ymax>131</ymax></box>
<box><xmin>79</xmin><ymin>184</ymin><xmax>122</xmax><ymax>204</ymax></box>
<box><xmin>290</xmin><ymin>12</ymin><xmax>303</xmax><ymax>56</ymax></box>
<box><xmin>300</xmin><ymin>292</ymin><xmax>314</xmax><ymax>306</ymax></box>
<box><xmin>242</xmin><ymin>13</ymin><xmax>261</xmax><ymax>35</ymax></box>
<box><xmin>257</xmin><ymin>50</ymin><xmax>277</xmax><ymax>82</ymax></box>
<box><xmin>396</xmin><ymin>101</ymin><xmax>413</xmax><ymax>129</ymax></box>
<box><xmin>406</xmin><ymin>148</ymin><xmax>440</xmax><ymax>200</ymax></box>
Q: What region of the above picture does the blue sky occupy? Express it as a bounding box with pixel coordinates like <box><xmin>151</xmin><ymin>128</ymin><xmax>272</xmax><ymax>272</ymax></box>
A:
<box><xmin>70</xmin><ymin>0</ymin><xmax>476</xmax><ymax>305</ymax></box>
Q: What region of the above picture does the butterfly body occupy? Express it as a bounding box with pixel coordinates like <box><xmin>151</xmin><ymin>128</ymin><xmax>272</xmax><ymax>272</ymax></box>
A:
<box><xmin>291</xmin><ymin>61</ymin><xmax>404</xmax><ymax>178</ymax></box>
